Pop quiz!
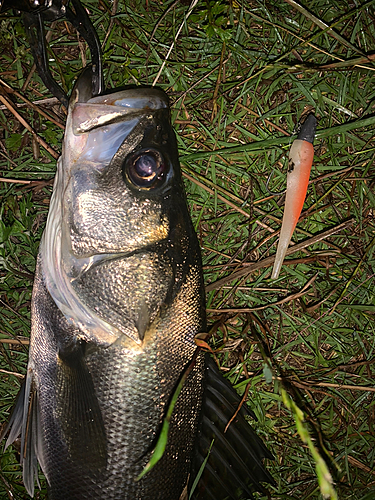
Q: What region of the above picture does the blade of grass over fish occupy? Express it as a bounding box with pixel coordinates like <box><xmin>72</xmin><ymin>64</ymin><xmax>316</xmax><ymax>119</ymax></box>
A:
<box><xmin>188</xmin><ymin>439</ymin><xmax>214</xmax><ymax>500</ymax></box>
<box><xmin>282</xmin><ymin>389</ymin><xmax>338</xmax><ymax>500</ymax></box>
<box><xmin>136</xmin><ymin>348</ymin><xmax>201</xmax><ymax>480</ymax></box>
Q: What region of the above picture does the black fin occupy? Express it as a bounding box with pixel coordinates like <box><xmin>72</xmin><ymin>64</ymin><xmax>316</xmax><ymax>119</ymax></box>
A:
<box><xmin>56</xmin><ymin>340</ymin><xmax>107</xmax><ymax>473</ymax></box>
<box><xmin>1</xmin><ymin>368</ymin><xmax>43</xmax><ymax>497</ymax></box>
<box><xmin>189</xmin><ymin>355</ymin><xmax>275</xmax><ymax>500</ymax></box>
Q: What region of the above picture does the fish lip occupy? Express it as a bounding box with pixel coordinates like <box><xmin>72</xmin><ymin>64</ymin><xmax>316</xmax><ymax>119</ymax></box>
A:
<box><xmin>72</xmin><ymin>106</ymin><xmax>145</xmax><ymax>134</ymax></box>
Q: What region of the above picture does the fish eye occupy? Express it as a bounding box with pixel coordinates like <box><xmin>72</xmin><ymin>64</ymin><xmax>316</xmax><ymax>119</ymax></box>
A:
<box><xmin>124</xmin><ymin>149</ymin><xmax>167</xmax><ymax>189</ymax></box>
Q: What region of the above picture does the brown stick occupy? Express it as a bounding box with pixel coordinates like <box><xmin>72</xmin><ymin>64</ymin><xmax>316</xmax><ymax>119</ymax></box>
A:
<box><xmin>206</xmin><ymin>219</ymin><xmax>355</xmax><ymax>292</ymax></box>
<box><xmin>208</xmin><ymin>274</ymin><xmax>317</xmax><ymax>313</ymax></box>
<box><xmin>0</xmin><ymin>94</ymin><xmax>59</xmax><ymax>159</ymax></box>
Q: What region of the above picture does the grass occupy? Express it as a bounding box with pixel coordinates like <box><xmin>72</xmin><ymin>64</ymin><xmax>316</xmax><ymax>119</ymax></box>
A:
<box><xmin>1</xmin><ymin>0</ymin><xmax>375</xmax><ymax>498</ymax></box>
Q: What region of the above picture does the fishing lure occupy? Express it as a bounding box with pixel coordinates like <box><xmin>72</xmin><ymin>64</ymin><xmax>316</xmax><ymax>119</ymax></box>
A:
<box><xmin>271</xmin><ymin>114</ymin><xmax>317</xmax><ymax>280</ymax></box>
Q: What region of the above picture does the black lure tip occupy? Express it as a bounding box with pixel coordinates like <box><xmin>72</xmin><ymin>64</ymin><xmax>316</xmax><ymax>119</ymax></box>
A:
<box><xmin>297</xmin><ymin>114</ymin><xmax>317</xmax><ymax>144</ymax></box>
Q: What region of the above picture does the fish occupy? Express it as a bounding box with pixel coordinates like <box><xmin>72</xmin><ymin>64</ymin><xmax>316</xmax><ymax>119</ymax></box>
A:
<box><xmin>271</xmin><ymin>114</ymin><xmax>317</xmax><ymax>280</ymax></box>
<box><xmin>1</xmin><ymin>69</ymin><xmax>274</xmax><ymax>500</ymax></box>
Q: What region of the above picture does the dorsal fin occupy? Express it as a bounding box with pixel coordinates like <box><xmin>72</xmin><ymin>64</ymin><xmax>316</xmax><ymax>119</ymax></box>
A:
<box><xmin>189</xmin><ymin>355</ymin><xmax>275</xmax><ymax>500</ymax></box>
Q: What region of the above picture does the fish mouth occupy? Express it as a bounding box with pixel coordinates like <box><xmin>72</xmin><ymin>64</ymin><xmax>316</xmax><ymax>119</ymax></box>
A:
<box><xmin>72</xmin><ymin>88</ymin><xmax>169</xmax><ymax>134</ymax></box>
<box><xmin>62</xmin><ymin>86</ymin><xmax>171</xmax><ymax>173</ymax></box>
<box><xmin>69</xmin><ymin>88</ymin><xmax>169</xmax><ymax>165</ymax></box>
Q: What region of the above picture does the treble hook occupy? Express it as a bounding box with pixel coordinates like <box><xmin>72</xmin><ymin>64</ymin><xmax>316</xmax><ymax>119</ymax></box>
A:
<box><xmin>0</xmin><ymin>0</ymin><xmax>103</xmax><ymax>108</ymax></box>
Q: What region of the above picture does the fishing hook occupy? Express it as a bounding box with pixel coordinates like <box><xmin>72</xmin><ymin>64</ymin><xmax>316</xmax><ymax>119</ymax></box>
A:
<box><xmin>0</xmin><ymin>0</ymin><xmax>103</xmax><ymax>108</ymax></box>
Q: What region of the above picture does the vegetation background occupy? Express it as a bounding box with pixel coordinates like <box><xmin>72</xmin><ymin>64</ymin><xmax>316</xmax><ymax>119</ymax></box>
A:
<box><xmin>0</xmin><ymin>0</ymin><xmax>374</xmax><ymax>498</ymax></box>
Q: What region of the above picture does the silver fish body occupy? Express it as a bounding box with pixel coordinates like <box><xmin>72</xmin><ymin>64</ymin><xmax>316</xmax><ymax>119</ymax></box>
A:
<box><xmin>5</xmin><ymin>72</ymin><xmax>206</xmax><ymax>499</ymax></box>
<box><xmin>2</xmin><ymin>70</ymin><xmax>274</xmax><ymax>500</ymax></box>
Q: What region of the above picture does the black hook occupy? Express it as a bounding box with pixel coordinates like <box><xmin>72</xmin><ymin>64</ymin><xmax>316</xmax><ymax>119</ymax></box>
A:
<box><xmin>0</xmin><ymin>0</ymin><xmax>103</xmax><ymax>108</ymax></box>
<box><xmin>22</xmin><ymin>10</ymin><xmax>70</xmax><ymax>108</ymax></box>
<box><xmin>65</xmin><ymin>0</ymin><xmax>103</xmax><ymax>97</ymax></box>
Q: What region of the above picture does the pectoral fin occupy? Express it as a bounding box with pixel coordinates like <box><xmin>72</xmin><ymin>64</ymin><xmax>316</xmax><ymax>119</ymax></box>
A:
<box><xmin>56</xmin><ymin>341</ymin><xmax>107</xmax><ymax>472</ymax></box>
<box><xmin>189</xmin><ymin>355</ymin><xmax>275</xmax><ymax>500</ymax></box>
<box><xmin>0</xmin><ymin>367</ymin><xmax>43</xmax><ymax>497</ymax></box>
<box><xmin>1</xmin><ymin>341</ymin><xmax>107</xmax><ymax>497</ymax></box>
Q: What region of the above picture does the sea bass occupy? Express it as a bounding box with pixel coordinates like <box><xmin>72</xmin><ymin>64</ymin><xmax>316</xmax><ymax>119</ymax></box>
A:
<box><xmin>2</xmin><ymin>70</ymin><xmax>274</xmax><ymax>500</ymax></box>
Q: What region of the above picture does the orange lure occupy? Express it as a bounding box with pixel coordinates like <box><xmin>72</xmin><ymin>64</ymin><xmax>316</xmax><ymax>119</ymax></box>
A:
<box><xmin>271</xmin><ymin>114</ymin><xmax>317</xmax><ymax>280</ymax></box>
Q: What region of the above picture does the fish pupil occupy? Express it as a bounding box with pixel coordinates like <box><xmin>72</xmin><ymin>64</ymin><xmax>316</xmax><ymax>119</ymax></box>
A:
<box><xmin>126</xmin><ymin>149</ymin><xmax>166</xmax><ymax>188</ymax></box>
<box><xmin>135</xmin><ymin>154</ymin><xmax>156</xmax><ymax>178</ymax></box>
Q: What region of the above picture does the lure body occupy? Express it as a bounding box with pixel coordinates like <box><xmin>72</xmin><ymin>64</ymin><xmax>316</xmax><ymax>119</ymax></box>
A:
<box><xmin>271</xmin><ymin>115</ymin><xmax>317</xmax><ymax>280</ymax></box>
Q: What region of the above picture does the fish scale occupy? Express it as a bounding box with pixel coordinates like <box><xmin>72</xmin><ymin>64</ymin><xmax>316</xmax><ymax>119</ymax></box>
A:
<box><xmin>30</xmin><ymin>237</ymin><xmax>205</xmax><ymax>500</ymax></box>
<box><xmin>71</xmin><ymin>253</ymin><xmax>173</xmax><ymax>341</ymax></box>
<box><xmin>86</xmin><ymin>346</ymin><xmax>163</xmax><ymax>498</ymax></box>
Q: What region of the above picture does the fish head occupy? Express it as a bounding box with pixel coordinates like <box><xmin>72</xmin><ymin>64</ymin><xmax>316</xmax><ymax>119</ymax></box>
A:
<box><xmin>41</xmin><ymin>69</ymin><xmax>203</xmax><ymax>348</ymax></box>
<box><xmin>64</xmin><ymin>72</ymin><xmax>182</xmax><ymax>256</ymax></box>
